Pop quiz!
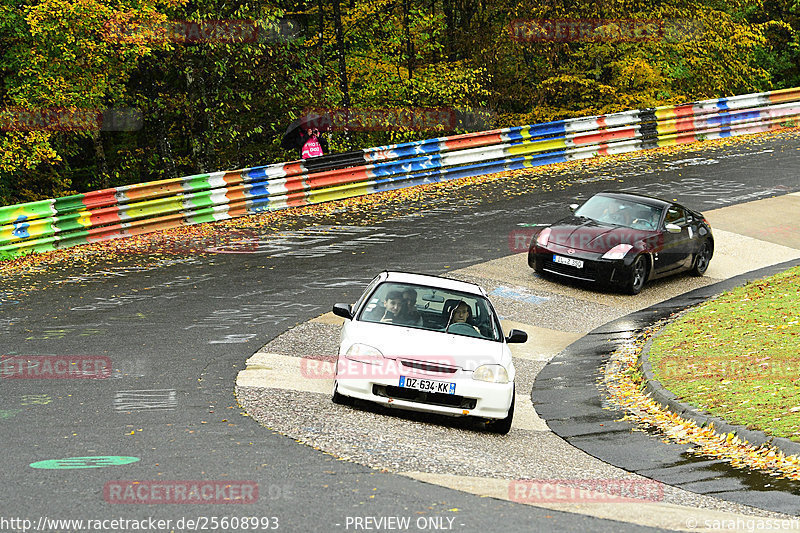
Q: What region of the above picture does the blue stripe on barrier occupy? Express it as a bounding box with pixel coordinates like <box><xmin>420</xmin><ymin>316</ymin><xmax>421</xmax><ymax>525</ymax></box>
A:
<box><xmin>708</xmin><ymin>109</ymin><xmax>762</xmax><ymax>126</ymax></box>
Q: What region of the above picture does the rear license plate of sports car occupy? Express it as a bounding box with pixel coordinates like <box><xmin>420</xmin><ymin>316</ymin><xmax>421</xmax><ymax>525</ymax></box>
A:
<box><xmin>399</xmin><ymin>376</ymin><xmax>455</xmax><ymax>394</ymax></box>
<box><xmin>553</xmin><ymin>254</ymin><xmax>584</xmax><ymax>268</ymax></box>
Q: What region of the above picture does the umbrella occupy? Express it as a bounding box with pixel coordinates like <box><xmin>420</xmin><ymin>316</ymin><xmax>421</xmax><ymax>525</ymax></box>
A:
<box><xmin>281</xmin><ymin>113</ymin><xmax>332</xmax><ymax>151</ymax></box>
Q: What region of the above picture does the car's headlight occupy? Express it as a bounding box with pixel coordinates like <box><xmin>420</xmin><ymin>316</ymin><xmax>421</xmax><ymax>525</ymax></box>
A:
<box><xmin>602</xmin><ymin>244</ymin><xmax>633</xmax><ymax>260</ymax></box>
<box><xmin>345</xmin><ymin>343</ymin><xmax>384</xmax><ymax>364</ymax></box>
<box><xmin>473</xmin><ymin>364</ymin><xmax>509</xmax><ymax>384</ymax></box>
<box><xmin>536</xmin><ymin>227</ymin><xmax>552</xmax><ymax>247</ymax></box>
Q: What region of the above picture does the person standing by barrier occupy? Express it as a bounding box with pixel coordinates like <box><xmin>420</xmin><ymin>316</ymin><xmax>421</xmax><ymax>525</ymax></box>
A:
<box><xmin>300</xmin><ymin>128</ymin><xmax>324</xmax><ymax>159</ymax></box>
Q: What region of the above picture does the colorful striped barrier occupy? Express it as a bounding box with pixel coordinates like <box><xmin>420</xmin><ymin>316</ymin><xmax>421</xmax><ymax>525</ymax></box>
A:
<box><xmin>1</xmin><ymin>87</ymin><xmax>799</xmax><ymax>259</ymax></box>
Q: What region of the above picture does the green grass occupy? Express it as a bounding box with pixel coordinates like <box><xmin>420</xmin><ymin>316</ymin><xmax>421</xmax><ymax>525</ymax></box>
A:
<box><xmin>649</xmin><ymin>266</ymin><xmax>800</xmax><ymax>441</ymax></box>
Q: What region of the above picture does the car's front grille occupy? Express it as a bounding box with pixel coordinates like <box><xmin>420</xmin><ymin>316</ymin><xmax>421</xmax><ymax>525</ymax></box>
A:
<box><xmin>543</xmin><ymin>259</ymin><xmax>598</xmax><ymax>281</ymax></box>
<box><xmin>400</xmin><ymin>359</ymin><xmax>458</xmax><ymax>374</ymax></box>
<box><xmin>374</xmin><ymin>385</ymin><xmax>477</xmax><ymax>410</ymax></box>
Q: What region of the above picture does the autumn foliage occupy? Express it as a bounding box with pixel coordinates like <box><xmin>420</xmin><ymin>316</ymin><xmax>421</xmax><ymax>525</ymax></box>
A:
<box><xmin>1</xmin><ymin>0</ymin><xmax>799</xmax><ymax>204</ymax></box>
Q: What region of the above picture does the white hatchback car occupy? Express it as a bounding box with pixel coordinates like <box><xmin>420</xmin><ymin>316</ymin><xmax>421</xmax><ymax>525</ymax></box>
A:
<box><xmin>331</xmin><ymin>271</ymin><xmax>527</xmax><ymax>434</ymax></box>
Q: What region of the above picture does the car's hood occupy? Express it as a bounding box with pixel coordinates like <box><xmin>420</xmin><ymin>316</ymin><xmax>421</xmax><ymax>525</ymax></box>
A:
<box><xmin>341</xmin><ymin>320</ymin><xmax>507</xmax><ymax>370</ymax></box>
<box><xmin>549</xmin><ymin>217</ymin><xmax>655</xmax><ymax>252</ymax></box>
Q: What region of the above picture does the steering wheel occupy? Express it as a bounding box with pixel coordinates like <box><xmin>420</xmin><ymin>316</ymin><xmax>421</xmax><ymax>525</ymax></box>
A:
<box><xmin>446</xmin><ymin>323</ymin><xmax>483</xmax><ymax>338</ymax></box>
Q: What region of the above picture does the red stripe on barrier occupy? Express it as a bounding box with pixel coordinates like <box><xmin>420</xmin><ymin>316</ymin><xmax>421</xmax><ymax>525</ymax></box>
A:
<box><xmin>443</xmin><ymin>131</ymin><xmax>503</xmax><ymax>151</ymax></box>
<box><xmin>89</xmin><ymin>206</ymin><xmax>122</xmax><ymax>227</ymax></box>
<box><xmin>285</xmin><ymin>190</ymin><xmax>309</xmax><ymax>207</ymax></box>
<box><xmin>305</xmin><ymin>168</ymin><xmax>371</xmax><ymax>189</ymax></box>
<box><xmin>284</xmin><ymin>162</ymin><xmax>303</xmax><ymax>176</ymax></box>
<box><xmin>675</xmin><ymin>118</ymin><xmax>696</xmax><ymax>132</ymax></box>
<box><xmin>673</xmin><ymin>104</ymin><xmax>695</xmax><ymax>117</ymax></box>
<box><xmin>86</xmin><ymin>224</ymin><xmax>125</xmax><ymax>242</ymax></box>
<box><xmin>81</xmin><ymin>189</ymin><xmax>118</xmax><ymax>210</ymax></box>
<box><xmin>573</xmin><ymin>127</ymin><xmax>636</xmax><ymax>146</ymax></box>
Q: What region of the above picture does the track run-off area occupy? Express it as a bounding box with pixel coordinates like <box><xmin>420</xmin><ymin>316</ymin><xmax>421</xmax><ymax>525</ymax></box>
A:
<box><xmin>1</xmin><ymin>130</ymin><xmax>799</xmax><ymax>532</ymax></box>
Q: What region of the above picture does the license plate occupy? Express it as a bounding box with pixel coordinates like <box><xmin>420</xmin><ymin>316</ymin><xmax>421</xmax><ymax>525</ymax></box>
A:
<box><xmin>399</xmin><ymin>376</ymin><xmax>455</xmax><ymax>395</ymax></box>
<box><xmin>553</xmin><ymin>254</ymin><xmax>584</xmax><ymax>268</ymax></box>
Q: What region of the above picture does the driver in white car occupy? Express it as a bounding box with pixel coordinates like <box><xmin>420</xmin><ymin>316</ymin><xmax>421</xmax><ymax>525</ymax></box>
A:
<box><xmin>448</xmin><ymin>301</ymin><xmax>480</xmax><ymax>333</ymax></box>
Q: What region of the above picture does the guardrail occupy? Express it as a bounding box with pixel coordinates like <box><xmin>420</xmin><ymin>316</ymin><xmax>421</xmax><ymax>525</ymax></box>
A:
<box><xmin>2</xmin><ymin>87</ymin><xmax>799</xmax><ymax>259</ymax></box>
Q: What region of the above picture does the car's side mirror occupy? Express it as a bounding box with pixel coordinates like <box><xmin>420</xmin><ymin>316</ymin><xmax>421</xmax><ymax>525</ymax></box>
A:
<box><xmin>506</xmin><ymin>329</ymin><xmax>528</xmax><ymax>344</ymax></box>
<box><xmin>332</xmin><ymin>303</ymin><xmax>353</xmax><ymax>320</ymax></box>
<box><xmin>665</xmin><ymin>223</ymin><xmax>682</xmax><ymax>234</ymax></box>
<box><xmin>569</xmin><ymin>203</ymin><xmax>579</xmax><ymax>213</ymax></box>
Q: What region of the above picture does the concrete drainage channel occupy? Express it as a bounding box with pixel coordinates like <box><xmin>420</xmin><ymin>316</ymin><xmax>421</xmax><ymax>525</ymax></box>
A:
<box><xmin>236</xmin><ymin>193</ymin><xmax>800</xmax><ymax>531</ymax></box>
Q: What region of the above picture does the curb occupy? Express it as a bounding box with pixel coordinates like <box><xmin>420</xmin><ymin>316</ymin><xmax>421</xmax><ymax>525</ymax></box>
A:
<box><xmin>533</xmin><ymin>256</ymin><xmax>800</xmax><ymax>515</ymax></box>
<box><xmin>639</xmin><ymin>284</ymin><xmax>800</xmax><ymax>458</ymax></box>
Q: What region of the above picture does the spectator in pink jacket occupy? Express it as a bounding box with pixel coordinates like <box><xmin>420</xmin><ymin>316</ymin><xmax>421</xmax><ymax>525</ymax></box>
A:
<box><xmin>300</xmin><ymin>128</ymin><xmax>324</xmax><ymax>159</ymax></box>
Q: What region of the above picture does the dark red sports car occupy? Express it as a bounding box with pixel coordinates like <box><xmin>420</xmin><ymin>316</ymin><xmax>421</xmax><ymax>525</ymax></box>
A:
<box><xmin>527</xmin><ymin>191</ymin><xmax>714</xmax><ymax>294</ymax></box>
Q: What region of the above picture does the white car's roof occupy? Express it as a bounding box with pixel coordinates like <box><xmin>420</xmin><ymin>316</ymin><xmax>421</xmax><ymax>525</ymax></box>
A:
<box><xmin>381</xmin><ymin>271</ymin><xmax>486</xmax><ymax>296</ymax></box>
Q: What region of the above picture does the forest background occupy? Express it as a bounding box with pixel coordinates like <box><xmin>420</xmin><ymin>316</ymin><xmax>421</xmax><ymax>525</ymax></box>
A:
<box><xmin>1</xmin><ymin>0</ymin><xmax>798</xmax><ymax>205</ymax></box>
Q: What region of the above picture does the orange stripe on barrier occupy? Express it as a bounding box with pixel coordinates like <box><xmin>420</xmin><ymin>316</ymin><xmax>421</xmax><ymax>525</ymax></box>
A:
<box><xmin>223</xmin><ymin>171</ymin><xmax>244</xmax><ymax>185</ymax></box>
<box><xmin>768</xmin><ymin>88</ymin><xmax>800</xmax><ymax>104</ymax></box>
<box><xmin>123</xmin><ymin>181</ymin><xmax>184</xmax><ymax>201</ymax></box>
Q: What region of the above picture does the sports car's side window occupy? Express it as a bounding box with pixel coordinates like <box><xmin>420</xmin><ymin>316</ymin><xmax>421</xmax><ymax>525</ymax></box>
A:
<box><xmin>665</xmin><ymin>206</ymin><xmax>687</xmax><ymax>227</ymax></box>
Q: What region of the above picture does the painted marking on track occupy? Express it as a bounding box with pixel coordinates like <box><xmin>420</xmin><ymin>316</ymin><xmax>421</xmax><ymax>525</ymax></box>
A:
<box><xmin>20</xmin><ymin>394</ymin><xmax>51</xmax><ymax>406</ymax></box>
<box><xmin>29</xmin><ymin>456</ymin><xmax>140</xmax><ymax>469</ymax></box>
<box><xmin>209</xmin><ymin>334</ymin><xmax>258</xmax><ymax>344</ymax></box>
<box><xmin>114</xmin><ymin>389</ymin><xmax>177</xmax><ymax>411</ymax></box>
<box><xmin>490</xmin><ymin>286</ymin><xmax>550</xmax><ymax>305</ymax></box>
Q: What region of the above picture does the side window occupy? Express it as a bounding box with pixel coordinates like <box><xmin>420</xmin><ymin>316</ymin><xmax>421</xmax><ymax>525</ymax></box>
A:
<box><xmin>354</xmin><ymin>276</ymin><xmax>383</xmax><ymax>315</ymax></box>
<box><xmin>665</xmin><ymin>206</ymin><xmax>687</xmax><ymax>227</ymax></box>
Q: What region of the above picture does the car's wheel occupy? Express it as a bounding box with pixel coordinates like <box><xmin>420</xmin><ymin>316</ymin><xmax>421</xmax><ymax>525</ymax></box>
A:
<box><xmin>627</xmin><ymin>255</ymin><xmax>648</xmax><ymax>295</ymax></box>
<box><xmin>331</xmin><ymin>380</ymin><xmax>353</xmax><ymax>406</ymax></box>
<box><xmin>487</xmin><ymin>390</ymin><xmax>514</xmax><ymax>435</ymax></box>
<box><xmin>691</xmin><ymin>240</ymin><xmax>712</xmax><ymax>276</ymax></box>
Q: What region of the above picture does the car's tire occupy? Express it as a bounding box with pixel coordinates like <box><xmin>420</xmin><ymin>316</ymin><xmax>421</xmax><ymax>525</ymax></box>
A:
<box><xmin>691</xmin><ymin>240</ymin><xmax>712</xmax><ymax>276</ymax></box>
<box><xmin>331</xmin><ymin>380</ymin><xmax>353</xmax><ymax>406</ymax></box>
<box><xmin>487</xmin><ymin>390</ymin><xmax>515</xmax><ymax>435</ymax></box>
<box><xmin>627</xmin><ymin>255</ymin><xmax>648</xmax><ymax>295</ymax></box>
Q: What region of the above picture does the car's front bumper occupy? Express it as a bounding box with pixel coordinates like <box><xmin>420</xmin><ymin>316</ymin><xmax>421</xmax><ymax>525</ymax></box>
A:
<box><xmin>335</xmin><ymin>356</ymin><xmax>514</xmax><ymax>420</ymax></box>
<box><xmin>528</xmin><ymin>243</ymin><xmax>636</xmax><ymax>286</ymax></box>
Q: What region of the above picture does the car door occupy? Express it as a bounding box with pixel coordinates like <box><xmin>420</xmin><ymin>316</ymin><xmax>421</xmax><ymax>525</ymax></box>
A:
<box><xmin>655</xmin><ymin>205</ymin><xmax>694</xmax><ymax>274</ymax></box>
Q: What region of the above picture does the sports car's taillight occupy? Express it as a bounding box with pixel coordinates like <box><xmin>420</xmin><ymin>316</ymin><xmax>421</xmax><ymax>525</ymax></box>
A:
<box><xmin>601</xmin><ymin>244</ymin><xmax>633</xmax><ymax>260</ymax></box>
<box><xmin>536</xmin><ymin>228</ymin><xmax>552</xmax><ymax>247</ymax></box>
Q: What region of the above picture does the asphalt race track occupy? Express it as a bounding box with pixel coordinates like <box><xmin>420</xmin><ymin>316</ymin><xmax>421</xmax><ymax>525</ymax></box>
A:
<box><xmin>1</xmin><ymin>131</ymin><xmax>799</xmax><ymax>532</ymax></box>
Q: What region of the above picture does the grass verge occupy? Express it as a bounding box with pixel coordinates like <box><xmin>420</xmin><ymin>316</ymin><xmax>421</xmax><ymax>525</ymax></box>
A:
<box><xmin>649</xmin><ymin>266</ymin><xmax>800</xmax><ymax>441</ymax></box>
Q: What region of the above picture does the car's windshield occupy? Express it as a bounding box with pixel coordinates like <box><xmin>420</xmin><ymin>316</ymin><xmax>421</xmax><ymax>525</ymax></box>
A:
<box><xmin>357</xmin><ymin>281</ymin><xmax>502</xmax><ymax>342</ymax></box>
<box><xmin>575</xmin><ymin>195</ymin><xmax>663</xmax><ymax>230</ymax></box>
